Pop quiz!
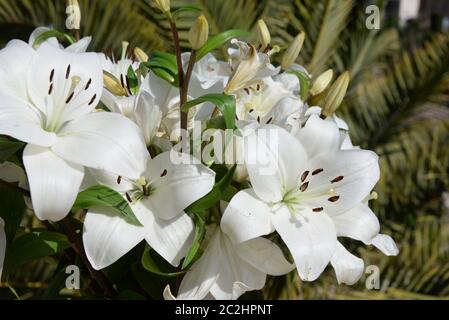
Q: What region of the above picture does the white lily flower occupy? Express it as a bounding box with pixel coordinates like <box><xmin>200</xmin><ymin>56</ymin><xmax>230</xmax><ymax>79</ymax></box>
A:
<box><xmin>0</xmin><ymin>40</ymin><xmax>147</xmax><ymax>221</ymax></box>
<box><xmin>164</xmin><ymin>225</ymin><xmax>294</xmax><ymax>300</ymax></box>
<box><xmin>28</xmin><ymin>26</ymin><xmax>91</xmax><ymax>53</ymax></box>
<box><xmin>83</xmin><ymin>151</ymin><xmax>215</xmax><ymax>269</ymax></box>
<box><xmin>221</xmin><ymin>121</ymin><xmax>384</xmax><ymax>282</ymax></box>
<box><xmin>224</xmin><ymin>40</ymin><xmax>279</xmax><ymax>95</ymax></box>
<box><xmin>0</xmin><ymin>217</ymin><xmax>5</xmax><ymax>280</ymax></box>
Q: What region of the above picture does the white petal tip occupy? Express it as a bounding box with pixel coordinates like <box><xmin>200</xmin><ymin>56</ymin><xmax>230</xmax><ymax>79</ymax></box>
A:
<box><xmin>163</xmin><ymin>285</ymin><xmax>177</xmax><ymax>300</ymax></box>
<box><xmin>372</xmin><ymin>234</ymin><xmax>399</xmax><ymax>256</ymax></box>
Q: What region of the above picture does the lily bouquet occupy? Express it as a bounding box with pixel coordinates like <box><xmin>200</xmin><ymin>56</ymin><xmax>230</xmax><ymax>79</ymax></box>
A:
<box><xmin>0</xmin><ymin>0</ymin><xmax>398</xmax><ymax>300</ymax></box>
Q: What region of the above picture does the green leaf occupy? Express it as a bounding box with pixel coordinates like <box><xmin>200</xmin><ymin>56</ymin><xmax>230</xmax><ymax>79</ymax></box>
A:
<box><xmin>32</xmin><ymin>29</ymin><xmax>76</xmax><ymax>49</ymax></box>
<box><xmin>182</xmin><ymin>93</ymin><xmax>236</xmax><ymax>129</ymax></box>
<box><xmin>0</xmin><ymin>136</ymin><xmax>25</xmax><ymax>161</ymax></box>
<box><xmin>173</xmin><ymin>5</ymin><xmax>202</xmax><ymax>19</ymax></box>
<box><xmin>142</xmin><ymin>51</ymin><xmax>179</xmax><ymax>86</ymax></box>
<box><xmin>126</xmin><ymin>65</ymin><xmax>139</xmax><ymax>95</ymax></box>
<box><xmin>141</xmin><ymin>246</ymin><xmax>185</xmax><ymax>277</ymax></box>
<box><xmin>288</xmin><ymin>70</ymin><xmax>311</xmax><ymax>100</ymax></box>
<box><xmin>5</xmin><ymin>231</ymin><xmax>71</xmax><ymax>270</ymax></box>
<box><xmin>72</xmin><ymin>185</ymin><xmax>141</xmax><ymax>226</ymax></box>
<box><xmin>186</xmin><ymin>165</ymin><xmax>236</xmax><ymax>215</ymax></box>
<box><xmin>196</xmin><ymin>29</ymin><xmax>250</xmax><ymax>61</ymax></box>
<box><xmin>181</xmin><ymin>213</ymin><xmax>205</xmax><ymax>269</ymax></box>
<box><xmin>0</xmin><ymin>186</ymin><xmax>26</xmax><ymax>242</ymax></box>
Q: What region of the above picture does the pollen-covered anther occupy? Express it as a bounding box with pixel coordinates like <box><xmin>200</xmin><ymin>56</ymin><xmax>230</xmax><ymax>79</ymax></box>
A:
<box><xmin>301</xmin><ymin>170</ymin><xmax>310</xmax><ymax>182</ymax></box>
<box><xmin>331</xmin><ymin>175</ymin><xmax>344</xmax><ymax>183</ymax></box>
<box><xmin>328</xmin><ymin>195</ymin><xmax>340</xmax><ymax>202</ymax></box>
<box><xmin>65</xmin><ymin>64</ymin><xmax>71</xmax><ymax>79</ymax></box>
<box><xmin>49</xmin><ymin>69</ymin><xmax>55</xmax><ymax>83</ymax></box>
<box><xmin>312</xmin><ymin>207</ymin><xmax>323</xmax><ymax>213</ymax></box>
<box><xmin>137</xmin><ymin>176</ymin><xmax>147</xmax><ymax>186</ymax></box>
<box><xmin>312</xmin><ymin>168</ymin><xmax>323</xmax><ymax>175</ymax></box>
<box><xmin>299</xmin><ymin>181</ymin><xmax>309</xmax><ymax>192</ymax></box>
<box><xmin>88</xmin><ymin>94</ymin><xmax>97</xmax><ymax>106</ymax></box>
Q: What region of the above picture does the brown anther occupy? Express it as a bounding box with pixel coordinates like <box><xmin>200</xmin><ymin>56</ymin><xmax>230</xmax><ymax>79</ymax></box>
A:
<box><xmin>257</xmin><ymin>116</ymin><xmax>260</xmax><ymax>123</ymax></box>
<box><xmin>249</xmin><ymin>109</ymin><xmax>254</xmax><ymax>113</ymax></box>
<box><xmin>266</xmin><ymin>117</ymin><xmax>273</xmax><ymax>124</ymax></box>
<box><xmin>48</xmin><ymin>83</ymin><xmax>53</xmax><ymax>95</ymax></box>
<box><xmin>65</xmin><ymin>91</ymin><xmax>74</xmax><ymax>104</ymax></box>
<box><xmin>312</xmin><ymin>168</ymin><xmax>323</xmax><ymax>175</ymax></box>
<box><xmin>125</xmin><ymin>192</ymin><xmax>132</xmax><ymax>203</ymax></box>
<box><xmin>50</xmin><ymin>69</ymin><xmax>55</xmax><ymax>83</ymax></box>
<box><xmin>301</xmin><ymin>170</ymin><xmax>309</xmax><ymax>182</ymax></box>
<box><xmin>244</xmin><ymin>88</ymin><xmax>250</xmax><ymax>95</ymax></box>
<box><xmin>120</xmin><ymin>74</ymin><xmax>125</xmax><ymax>88</ymax></box>
<box><xmin>312</xmin><ymin>207</ymin><xmax>324</xmax><ymax>212</ymax></box>
<box><xmin>331</xmin><ymin>176</ymin><xmax>344</xmax><ymax>183</ymax></box>
<box><xmin>65</xmin><ymin>65</ymin><xmax>71</xmax><ymax>79</ymax></box>
<box><xmin>299</xmin><ymin>181</ymin><xmax>309</xmax><ymax>192</ymax></box>
<box><xmin>160</xmin><ymin>169</ymin><xmax>168</xmax><ymax>177</ymax></box>
<box><xmin>117</xmin><ymin>176</ymin><xmax>122</xmax><ymax>184</ymax></box>
<box><xmin>256</xmin><ymin>84</ymin><xmax>261</xmax><ymax>91</ymax></box>
<box><xmin>85</xmin><ymin>78</ymin><xmax>92</xmax><ymax>90</ymax></box>
<box><xmin>328</xmin><ymin>195</ymin><xmax>340</xmax><ymax>202</ymax></box>
<box><xmin>88</xmin><ymin>94</ymin><xmax>97</xmax><ymax>105</ymax></box>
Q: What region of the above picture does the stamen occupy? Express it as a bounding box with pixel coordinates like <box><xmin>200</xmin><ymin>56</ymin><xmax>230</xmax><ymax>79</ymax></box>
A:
<box><xmin>65</xmin><ymin>91</ymin><xmax>75</xmax><ymax>104</ymax></box>
<box><xmin>299</xmin><ymin>181</ymin><xmax>309</xmax><ymax>192</ymax></box>
<box><xmin>312</xmin><ymin>207</ymin><xmax>324</xmax><ymax>212</ymax></box>
<box><xmin>244</xmin><ymin>88</ymin><xmax>250</xmax><ymax>95</ymax></box>
<box><xmin>249</xmin><ymin>109</ymin><xmax>254</xmax><ymax>113</ymax></box>
<box><xmin>49</xmin><ymin>69</ymin><xmax>55</xmax><ymax>83</ymax></box>
<box><xmin>312</xmin><ymin>168</ymin><xmax>323</xmax><ymax>175</ymax></box>
<box><xmin>120</xmin><ymin>74</ymin><xmax>125</xmax><ymax>89</ymax></box>
<box><xmin>235</xmin><ymin>114</ymin><xmax>239</xmax><ymax>121</ymax></box>
<box><xmin>85</xmin><ymin>78</ymin><xmax>92</xmax><ymax>90</ymax></box>
<box><xmin>257</xmin><ymin>116</ymin><xmax>260</xmax><ymax>123</ymax></box>
<box><xmin>328</xmin><ymin>195</ymin><xmax>340</xmax><ymax>202</ymax></box>
<box><xmin>331</xmin><ymin>176</ymin><xmax>344</xmax><ymax>183</ymax></box>
<box><xmin>266</xmin><ymin>117</ymin><xmax>273</xmax><ymax>124</ymax></box>
<box><xmin>117</xmin><ymin>176</ymin><xmax>122</xmax><ymax>184</ymax></box>
<box><xmin>48</xmin><ymin>83</ymin><xmax>53</xmax><ymax>95</ymax></box>
<box><xmin>160</xmin><ymin>169</ymin><xmax>168</xmax><ymax>177</ymax></box>
<box><xmin>301</xmin><ymin>170</ymin><xmax>309</xmax><ymax>182</ymax></box>
<box><xmin>125</xmin><ymin>192</ymin><xmax>132</xmax><ymax>203</ymax></box>
<box><xmin>256</xmin><ymin>83</ymin><xmax>261</xmax><ymax>91</ymax></box>
<box><xmin>65</xmin><ymin>65</ymin><xmax>71</xmax><ymax>79</ymax></box>
<box><xmin>88</xmin><ymin>94</ymin><xmax>97</xmax><ymax>105</ymax></box>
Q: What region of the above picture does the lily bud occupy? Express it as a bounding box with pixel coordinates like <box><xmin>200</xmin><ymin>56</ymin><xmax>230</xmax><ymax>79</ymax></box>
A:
<box><xmin>281</xmin><ymin>32</ymin><xmax>305</xmax><ymax>70</ymax></box>
<box><xmin>66</xmin><ymin>0</ymin><xmax>81</xmax><ymax>30</ymax></box>
<box><xmin>310</xmin><ymin>69</ymin><xmax>334</xmax><ymax>96</ymax></box>
<box><xmin>256</xmin><ymin>19</ymin><xmax>271</xmax><ymax>51</ymax></box>
<box><xmin>224</xmin><ymin>43</ymin><xmax>260</xmax><ymax>94</ymax></box>
<box><xmin>134</xmin><ymin>47</ymin><xmax>149</xmax><ymax>62</ymax></box>
<box><xmin>153</xmin><ymin>0</ymin><xmax>170</xmax><ymax>14</ymax></box>
<box><xmin>321</xmin><ymin>71</ymin><xmax>350</xmax><ymax>117</ymax></box>
<box><xmin>103</xmin><ymin>71</ymin><xmax>127</xmax><ymax>96</ymax></box>
<box><xmin>189</xmin><ymin>15</ymin><xmax>209</xmax><ymax>50</ymax></box>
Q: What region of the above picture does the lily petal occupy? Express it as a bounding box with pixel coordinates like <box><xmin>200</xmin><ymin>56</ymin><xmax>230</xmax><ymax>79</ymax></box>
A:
<box><xmin>176</xmin><ymin>229</ymin><xmax>223</xmax><ymax>300</ymax></box>
<box><xmin>331</xmin><ymin>203</ymin><xmax>380</xmax><ymax>244</ymax></box>
<box><xmin>245</xmin><ymin>125</ymin><xmax>307</xmax><ymax>202</ymax></box>
<box><xmin>296</xmin><ymin>113</ymin><xmax>340</xmax><ymax>157</ymax></box>
<box><xmin>235</xmin><ymin>237</ymin><xmax>294</xmax><ymax>276</ymax></box>
<box><xmin>53</xmin><ymin>112</ymin><xmax>148</xmax><ymax>179</ymax></box>
<box><xmin>304</xmin><ymin>149</ymin><xmax>380</xmax><ymax>216</ymax></box>
<box><xmin>23</xmin><ymin>144</ymin><xmax>84</xmax><ymax>221</ymax></box>
<box><xmin>132</xmin><ymin>201</ymin><xmax>194</xmax><ymax>266</ymax></box>
<box><xmin>331</xmin><ymin>242</ymin><xmax>364</xmax><ymax>285</ymax></box>
<box><xmin>371</xmin><ymin>234</ymin><xmax>399</xmax><ymax>256</ymax></box>
<box><xmin>143</xmin><ymin>151</ymin><xmax>215</xmax><ymax>220</ymax></box>
<box><xmin>0</xmin><ymin>40</ymin><xmax>35</xmax><ymax>100</ymax></box>
<box><xmin>271</xmin><ymin>205</ymin><xmax>337</xmax><ymax>281</ymax></box>
<box><xmin>66</xmin><ymin>37</ymin><xmax>92</xmax><ymax>53</ymax></box>
<box><xmin>83</xmin><ymin>207</ymin><xmax>146</xmax><ymax>270</ymax></box>
<box><xmin>0</xmin><ymin>95</ymin><xmax>55</xmax><ymax>147</ymax></box>
<box><xmin>221</xmin><ymin>189</ymin><xmax>274</xmax><ymax>243</ymax></box>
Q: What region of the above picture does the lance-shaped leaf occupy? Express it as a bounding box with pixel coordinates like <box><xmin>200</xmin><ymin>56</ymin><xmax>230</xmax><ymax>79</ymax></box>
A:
<box><xmin>173</xmin><ymin>5</ymin><xmax>202</xmax><ymax>19</ymax></box>
<box><xmin>182</xmin><ymin>94</ymin><xmax>236</xmax><ymax>129</ymax></box>
<box><xmin>196</xmin><ymin>29</ymin><xmax>249</xmax><ymax>61</ymax></box>
<box><xmin>288</xmin><ymin>69</ymin><xmax>311</xmax><ymax>100</ymax></box>
<box><xmin>142</xmin><ymin>51</ymin><xmax>178</xmax><ymax>86</ymax></box>
<box><xmin>0</xmin><ymin>137</ymin><xmax>25</xmax><ymax>161</ymax></box>
<box><xmin>181</xmin><ymin>212</ymin><xmax>205</xmax><ymax>270</ymax></box>
<box><xmin>72</xmin><ymin>185</ymin><xmax>141</xmax><ymax>226</ymax></box>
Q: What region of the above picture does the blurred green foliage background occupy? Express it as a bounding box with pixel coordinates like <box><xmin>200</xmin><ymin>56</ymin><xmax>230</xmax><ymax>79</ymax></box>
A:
<box><xmin>0</xmin><ymin>0</ymin><xmax>449</xmax><ymax>299</ymax></box>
